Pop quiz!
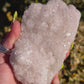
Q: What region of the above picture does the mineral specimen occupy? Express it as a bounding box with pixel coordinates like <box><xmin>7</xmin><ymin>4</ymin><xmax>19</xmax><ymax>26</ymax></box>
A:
<box><xmin>10</xmin><ymin>0</ymin><xmax>81</xmax><ymax>84</ymax></box>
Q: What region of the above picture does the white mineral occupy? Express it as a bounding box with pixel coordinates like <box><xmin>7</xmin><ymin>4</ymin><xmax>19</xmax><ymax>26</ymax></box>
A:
<box><xmin>10</xmin><ymin>0</ymin><xmax>81</xmax><ymax>84</ymax></box>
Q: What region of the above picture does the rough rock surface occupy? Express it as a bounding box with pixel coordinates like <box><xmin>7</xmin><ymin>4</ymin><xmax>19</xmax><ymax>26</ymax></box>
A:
<box><xmin>10</xmin><ymin>0</ymin><xmax>81</xmax><ymax>84</ymax></box>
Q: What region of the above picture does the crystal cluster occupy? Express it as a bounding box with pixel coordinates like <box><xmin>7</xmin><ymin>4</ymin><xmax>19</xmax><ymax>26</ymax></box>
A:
<box><xmin>10</xmin><ymin>0</ymin><xmax>81</xmax><ymax>84</ymax></box>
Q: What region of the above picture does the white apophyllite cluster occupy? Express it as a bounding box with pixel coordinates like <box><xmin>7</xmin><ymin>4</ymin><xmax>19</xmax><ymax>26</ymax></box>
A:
<box><xmin>10</xmin><ymin>0</ymin><xmax>81</xmax><ymax>84</ymax></box>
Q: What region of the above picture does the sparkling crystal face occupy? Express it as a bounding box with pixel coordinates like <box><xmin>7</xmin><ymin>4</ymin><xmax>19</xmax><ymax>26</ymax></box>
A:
<box><xmin>10</xmin><ymin>0</ymin><xmax>81</xmax><ymax>84</ymax></box>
